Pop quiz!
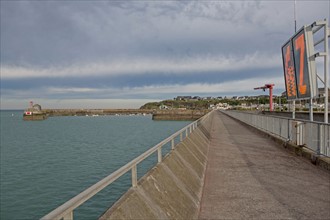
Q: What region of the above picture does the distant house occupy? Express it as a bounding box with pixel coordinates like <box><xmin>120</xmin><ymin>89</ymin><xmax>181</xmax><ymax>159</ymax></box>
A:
<box><xmin>159</xmin><ymin>104</ymin><xmax>169</xmax><ymax>110</ymax></box>
<box><xmin>318</xmin><ymin>88</ymin><xmax>330</xmax><ymax>96</ymax></box>
<box><xmin>216</xmin><ymin>102</ymin><xmax>229</xmax><ymax>110</ymax></box>
<box><xmin>175</xmin><ymin>96</ymin><xmax>192</xmax><ymax>101</ymax></box>
<box><xmin>257</xmin><ymin>95</ymin><xmax>269</xmax><ymax>98</ymax></box>
<box><xmin>192</xmin><ymin>96</ymin><xmax>201</xmax><ymax>100</ymax></box>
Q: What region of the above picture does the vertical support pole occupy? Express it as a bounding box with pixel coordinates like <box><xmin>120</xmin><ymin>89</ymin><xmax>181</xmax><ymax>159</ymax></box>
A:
<box><xmin>292</xmin><ymin>0</ymin><xmax>296</xmax><ymax>120</ymax></box>
<box><xmin>294</xmin><ymin>0</ymin><xmax>297</xmax><ymax>33</ymax></box>
<box><xmin>189</xmin><ymin>125</ymin><xmax>192</xmax><ymax>133</ymax></box>
<box><xmin>185</xmin><ymin>128</ymin><xmax>188</xmax><ymax>137</ymax></box>
<box><xmin>180</xmin><ymin>132</ymin><xmax>183</xmax><ymax>141</ymax></box>
<box><xmin>309</xmin><ymin>98</ymin><xmax>313</xmax><ymax>121</ymax></box>
<box><xmin>171</xmin><ymin>138</ymin><xmax>175</xmax><ymax>150</ymax></box>
<box><xmin>292</xmin><ymin>101</ymin><xmax>296</xmax><ymax>119</ymax></box>
<box><xmin>324</xmin><ymin>19</ymin><xmax>329</xmax><ymax>123</ymax></box>
<box><xmin>288</xmin><ymin>119</ymin><xmax>291</xmax><ymax>141</ymax></box>
<box><xmin>63</xmin><ymin>211</ymin><xmax>73</xmax><ymax>220</ymax></box>
<box><xmin>279</xmin><ymin>97</ymin><xmax>281</xmax><ymax>111</ymax></box>
<box><xmin>269</xmin><ymin>86</ymin><xmax>273</xmax><ymax>111</ymax></box>
<box><xmin>157</xmin><ymin>148</ymin><xmax>162</xmax><ymax>163</ymax></box>
<box><xmin>132</xmin><ymin>165</ymin><xmax>137</xmax><ymax>187</ymax></box>
<box><xmin>317</xmin><ymin>124</ymin><xmax>321</xmax><ymax>155</ymax></box>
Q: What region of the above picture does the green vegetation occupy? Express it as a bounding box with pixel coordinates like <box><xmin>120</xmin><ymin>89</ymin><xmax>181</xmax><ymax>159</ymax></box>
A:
<box><xmin>141</xmin><ymin>100</ymin><xmax>213</xmax><ymax>109</ymax></box>
<box><xmin>140</xmin><ymin>96</ymin><xmax>288</xmax><ymax>110</ymax></box>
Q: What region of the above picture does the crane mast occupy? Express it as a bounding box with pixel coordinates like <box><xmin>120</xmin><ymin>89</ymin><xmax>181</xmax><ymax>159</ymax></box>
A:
<box><xmin>254</xmin><ymin>84</ymin><xmax>275</xmax><ymax>111</ymax></box>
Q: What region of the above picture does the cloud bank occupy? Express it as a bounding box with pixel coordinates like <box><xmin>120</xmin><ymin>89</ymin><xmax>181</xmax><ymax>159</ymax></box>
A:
<box><xmin>1</xmin><ymin>52</ymin><xmax>280</xmax><ymax>79</ymax></box>
<box><xmin>1</xmin><ymin>1</ymin><xmax>329</xmax><ymax>109</ymax></box>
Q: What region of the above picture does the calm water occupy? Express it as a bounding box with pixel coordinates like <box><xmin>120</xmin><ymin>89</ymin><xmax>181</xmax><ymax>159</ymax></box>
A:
<box><xmin>0</xmin><ymin>110</ymin><xmax>190</xmax><ymax>220</ymax></box>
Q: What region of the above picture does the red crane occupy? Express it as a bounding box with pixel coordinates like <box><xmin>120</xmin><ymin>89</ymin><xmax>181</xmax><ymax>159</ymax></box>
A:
<box><xmin>254</xmin><ymin>84</ymin><xmax>275</xmax><ymax>111</ymax></box>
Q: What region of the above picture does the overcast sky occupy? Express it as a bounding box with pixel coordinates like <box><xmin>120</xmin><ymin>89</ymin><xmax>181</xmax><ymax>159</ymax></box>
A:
<box><xmin>1</xmin><ymin>0</ymin><xmax>329</xmax><ymax>109</ymax></box>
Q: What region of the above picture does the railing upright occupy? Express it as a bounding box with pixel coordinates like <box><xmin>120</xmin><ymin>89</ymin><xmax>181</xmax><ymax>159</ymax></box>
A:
<box><xmin>132</xmin><ymin>165</ymin><xmax>137</xmax><ymax>187</ymax></box>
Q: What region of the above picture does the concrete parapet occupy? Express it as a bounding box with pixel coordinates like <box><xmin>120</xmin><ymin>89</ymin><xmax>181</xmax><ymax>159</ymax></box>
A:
<box><xmin>99</xmin><ymin>125</ymin><xmax>210</xmax><ymax>220</ymax></box>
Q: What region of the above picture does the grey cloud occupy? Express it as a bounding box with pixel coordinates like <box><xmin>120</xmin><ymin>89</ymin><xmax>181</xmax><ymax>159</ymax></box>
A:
<box><xmin>1</xmin><ymin>0</ymin><xmax>328</xmax><ymax>108</ymax></box>
<box><xmin>1</xmin><ymin>1</ymin><xmax>92</xmax><ymax>66</ymax></box>
<box><xmin>2</xmin><ymin>1</ymin><xmax>328</xmax><ymax>68</ymax></box>
<box><xmin>0</xmin><ymin>1</ymin><xmax>264</xmax><ymax>67</ymax></box>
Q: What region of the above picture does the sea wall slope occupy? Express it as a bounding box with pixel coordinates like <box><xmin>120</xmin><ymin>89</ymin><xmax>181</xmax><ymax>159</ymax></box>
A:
<box><xmin>99</xmin><ymin>114</ymin><xmax>213</xmax><ymax>219</ymax></box>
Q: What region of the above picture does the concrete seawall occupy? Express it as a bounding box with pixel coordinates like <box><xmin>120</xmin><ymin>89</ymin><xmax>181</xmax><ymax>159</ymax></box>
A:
<box><xmin>42</xmin><ymin>109</ymin><xmax>154</xmax><ymax>116</ymax></box>
<box><xmin>152</xmin><ymin>110</ymin><xmax>210</xmax><ymax>121</ymax></box>
<box><xmin>41</xmin><ymin>109</ymin><xmax>210</xmax><ymax>121</ymax></box>
<box><xmin>99</xmin><ymin>114</ymin><xmax>213</xmax><ymax>219</ymax></box>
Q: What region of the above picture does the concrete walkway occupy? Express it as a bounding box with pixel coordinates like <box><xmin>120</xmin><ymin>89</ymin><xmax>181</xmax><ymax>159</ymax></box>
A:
<box><xmin>199</xmin><ymin>111</ymin><xmax>330</xmax><ymax>220</ymax></box>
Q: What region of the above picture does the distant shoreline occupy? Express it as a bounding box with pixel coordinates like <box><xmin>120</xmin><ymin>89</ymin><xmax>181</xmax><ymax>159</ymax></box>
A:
<box><xmin>42</xmin><ymin>109</ymin><xmax>154</xmax><ymax>117</ymax></box>
<box><xmin>8</xmin><ymin>108</ymin><xmax>210</xmax><ymax>121</ymax></box>
<box><xmin>2</xmin><ymin>109</ymin><xmax>210</xmax><ymax>121</ymax></box>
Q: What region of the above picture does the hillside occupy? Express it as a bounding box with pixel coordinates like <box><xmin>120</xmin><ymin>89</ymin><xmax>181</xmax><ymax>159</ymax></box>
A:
<box><xmin>140</xmin><ymin>96</ymin><xmax>285</xmax><ymax>110</ymax></box>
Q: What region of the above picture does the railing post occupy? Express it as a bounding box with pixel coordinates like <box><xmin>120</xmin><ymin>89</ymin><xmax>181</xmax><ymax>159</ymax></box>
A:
<box><xmin>180</xmin><ymin>132</ymin><xmax>183</xmax><ymax>141</ymax></box>
<box><xmin>63</xmin><ymin>211</ymin><xmax>73</xmax><ymax>220</ymax></box>
<box><xmin>157</xmin><ymin>147</ymin><xmax>162</xmax><ymax>163</ymax></box>
<box><xmin>186</xmin><ymin>128</ymin><xmax>188</xmax><ymax>137</ymax></box>
<box><xmin>132</xmin><ymin>165</ymin><xmax>137</xmax><ymax>187</ymax></box>
<box><xmin>288</xmin><ymin>119</ymin><xmax>291</xmax><ymax>141</ymax></box>
<box><xmin>317</xmin><ymin>124</ymin><xmax>322</xmax><ymax>155</ymax></box>
<box><xmin>171</xmin><ymin>138</ymin><xmax>175</xmax><ymax>150</ymax></box>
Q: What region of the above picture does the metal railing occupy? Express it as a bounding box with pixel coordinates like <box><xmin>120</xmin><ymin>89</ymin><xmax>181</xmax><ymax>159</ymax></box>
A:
<box><xmin>222</xmin><ymin>110</ymin><xmax>330</xmax><ymax>157</ymax></box>
<box><xmin>40</xmin><ymin>111</ymin><xmax>212</xmax><ymax>220</ymax></box>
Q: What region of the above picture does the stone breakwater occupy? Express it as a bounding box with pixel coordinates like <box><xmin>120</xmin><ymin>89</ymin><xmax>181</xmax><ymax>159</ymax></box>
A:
<box><xmin>39</xmin><ymin>109</ymin><xmax>210</xmax><ymax>121</ymax></box>
<box><xmin>42</xmin><ymin>109</ymin><xmax>154</xmax><ymax>116</ymax></box>
<box><xmin>23</xmin><ymin>112</ymin><xmax>48</xmax><ymax>121</ymax></box>
<box><xmin>152</xmin><ymin>110</ymin><xmax>210</xmax><ymax>121</ymax></box>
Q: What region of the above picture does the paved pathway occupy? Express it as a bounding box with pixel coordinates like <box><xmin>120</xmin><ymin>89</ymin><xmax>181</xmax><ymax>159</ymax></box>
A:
<box><xmin>199</xmin><ymin>111</ymin><xmax>330</xmax><ymax>219</ymax></box>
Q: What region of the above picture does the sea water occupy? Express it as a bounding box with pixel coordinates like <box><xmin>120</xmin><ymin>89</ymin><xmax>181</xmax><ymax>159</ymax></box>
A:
<box><xmin>0</xmin><ymin>110</ymin><xmax>191</xmax><ymax>220</ymax></box>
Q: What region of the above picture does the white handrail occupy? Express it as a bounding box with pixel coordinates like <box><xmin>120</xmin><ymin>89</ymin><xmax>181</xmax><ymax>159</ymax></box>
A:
<box><xmin>40</xmin><ymin>111</ymin><xmax>212</xmax><ymax>220</ymax></box>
